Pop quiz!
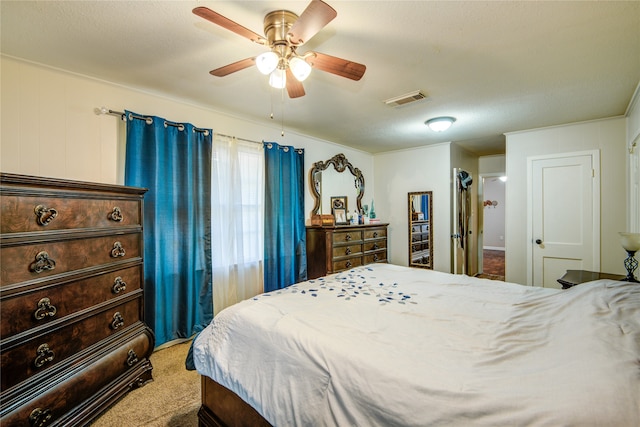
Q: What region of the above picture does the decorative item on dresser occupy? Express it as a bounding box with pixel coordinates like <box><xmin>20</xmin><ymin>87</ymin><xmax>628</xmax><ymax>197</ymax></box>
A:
<box><xmin>306</xmin><ymin>223</ymin><xmax>389</xmax><ymax>279</ymax></box>
<box><xmin>0</xmin><ymin>173</ymin><xmax>154</xmax><ymax>426</ymax></box>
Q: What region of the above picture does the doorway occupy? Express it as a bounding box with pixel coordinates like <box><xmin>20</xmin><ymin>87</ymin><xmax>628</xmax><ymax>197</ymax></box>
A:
<box><xmin>478</xmin><ymin>174</ymin><xmax>506</xmax><ymax>280</ymax></box>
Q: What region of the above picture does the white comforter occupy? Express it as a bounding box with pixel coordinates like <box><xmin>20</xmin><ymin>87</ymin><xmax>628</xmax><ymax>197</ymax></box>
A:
<box><xmin>193</xmin><ymin>263</ymin><xmax>640</xmax><ymax>426</ymax></box>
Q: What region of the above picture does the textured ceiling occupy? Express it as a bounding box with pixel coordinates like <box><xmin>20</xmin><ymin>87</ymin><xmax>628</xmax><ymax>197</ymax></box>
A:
<box><xmin>2</xmin><ymin>1</ymin><xmax>639</xmax><ymax>155</ymax></box>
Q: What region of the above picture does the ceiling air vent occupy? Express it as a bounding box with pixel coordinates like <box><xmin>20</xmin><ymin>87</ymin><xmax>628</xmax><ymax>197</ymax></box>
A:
<box><xmin>384</xmin><ymin>90</ymin><xmax>428</xmax><ymax>107</ymax></box>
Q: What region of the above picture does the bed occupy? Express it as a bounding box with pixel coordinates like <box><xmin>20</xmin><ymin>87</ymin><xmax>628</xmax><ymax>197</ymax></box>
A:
<box><xmin>192</xmin><ymin>263</ymin><xmax>640</xmax><ymax>426</ymax></box>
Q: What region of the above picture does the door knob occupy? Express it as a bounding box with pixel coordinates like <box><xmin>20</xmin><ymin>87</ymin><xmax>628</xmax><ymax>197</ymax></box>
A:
<box><xmin>535</xmin><ymin>239</ymin><xmax>542</xmax><ymax>244</ymax></box>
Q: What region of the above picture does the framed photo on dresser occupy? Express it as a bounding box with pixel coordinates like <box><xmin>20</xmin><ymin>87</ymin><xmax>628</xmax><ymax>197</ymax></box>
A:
<box><xmin>331</xmin><ymin>196</ymin><xmax>347</xmax><ymax>211</ymax></box>
<box><xmin>333</xmin><ymin>208</ymin><xmax>347</xmax><ymax>225</ymax></box>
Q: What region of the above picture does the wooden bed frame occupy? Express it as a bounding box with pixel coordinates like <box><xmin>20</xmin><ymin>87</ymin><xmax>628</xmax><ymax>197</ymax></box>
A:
<box><xmin>198</xmin><ymin>375</ymin><xmax>271</xmax><ymax>427</ymax></box>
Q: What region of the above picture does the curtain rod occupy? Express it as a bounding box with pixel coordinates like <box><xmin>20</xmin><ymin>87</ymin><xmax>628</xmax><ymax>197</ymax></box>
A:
<box><xmin>95</xmin><ymin>107</ymin><xmax>209</xmax><ymax>133</ymax></box>
<box><xmin>95</xmin><ymin>107</ymin><xmax>261</xmax><ymax>142</ymax></box>
<box><xmin>214</xmin><ymin>133</ymin><xmax>262</xmax><ymax>146</ymax></box>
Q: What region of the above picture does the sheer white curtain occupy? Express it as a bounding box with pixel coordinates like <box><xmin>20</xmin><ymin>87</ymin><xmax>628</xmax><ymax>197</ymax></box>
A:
<box><xmin>211</xmin><ymin>135</ymin><xmax>265</xmax><ymax>315</ymax></box>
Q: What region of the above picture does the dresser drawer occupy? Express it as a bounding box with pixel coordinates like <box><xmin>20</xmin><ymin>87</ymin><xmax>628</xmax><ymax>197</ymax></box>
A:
<box><xmin>1</xmin><ymin>265</ymin><xmax>142</xmax><ymax>339</ymax></box>
<box><xmin>363</xmin><ymin>240</ymin><xmax>386</xmax><ymax>252</ymax></box>
<box><xmin>0</xmin><ymin>232</ymin><xmax>141</xmax><ymax>287</ymax></box>
<box><xmin>364</xmin><ymin>227</ymin><xmax>386</xmax><ymax>240</ymax></box>
<box><xmin>1</xmin><ymin>195</ymin><xmax>141</xmax><ymax>234</ymax></box>
<box><xmin>333</xmin><ymin>230</ymin><xmax>362</xmax><ymax>244</ymax></box>
<box><xmin>332</xmin><ymin>257</ymin><xmax>363</xmax><ymax>272</ymax></box>
<box><xmin>0</xmin><ymin>325</ymin><xmax>153</xmax><ymax>426</ymax></box>
<box><xmin>410</xmin><ymin>223</ymin><xmax>429</xmax><ymax>233</ymax></box>
<box><xmin>412</xmin><ymin>242</ymin><xmax>430</xmax><ymax>252</ymax></box>
<box><xmin>364</xmin><ymin>251</ymin><xmax>387</xmax><ymax>264</ymax></box>
<box><xmin>332</xmin><ymin>243</ymin><xmax>362</xmax><ymax>259</ymax></box>
<box><xmin>1</xmin><ymin>297</ymin><xmax>142</xmax><ymax>391</ymax></box>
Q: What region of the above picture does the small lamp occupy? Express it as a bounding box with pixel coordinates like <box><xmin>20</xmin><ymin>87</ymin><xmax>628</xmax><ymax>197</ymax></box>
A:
<box><xmin>619</xmin><ymin>232</ymin><xmax>640</xmax><ymax>282</ymax></box>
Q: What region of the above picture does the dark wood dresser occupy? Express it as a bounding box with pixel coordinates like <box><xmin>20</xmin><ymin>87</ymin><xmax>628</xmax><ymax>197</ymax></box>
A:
<box><xmin>0</xmin><ymin>173</ymin><xmax>154</xmax><ymax>426</ymax></box>
<box><xmin>557</xmin><ymin>269</ymin><xmax>625</xmax><ymax>289</ymax></box>
<box><xmin>306</xmin><ymin>223</ymin><xmax>389</xmax><ymax>279</ymax></box>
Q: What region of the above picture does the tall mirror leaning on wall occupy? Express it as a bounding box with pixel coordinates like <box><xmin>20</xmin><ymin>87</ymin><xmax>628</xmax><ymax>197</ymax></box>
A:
<box><xmin>408</xmin><ymin>191</ymin><xmax>433</xmax><ymax>269</ymax></box>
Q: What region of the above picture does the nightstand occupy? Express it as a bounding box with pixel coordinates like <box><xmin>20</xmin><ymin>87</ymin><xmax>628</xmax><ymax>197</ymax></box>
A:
<box><xmin>557</xmin><ymin>270</ymin><xmax>625</xmax><ymax>289</ymax></box>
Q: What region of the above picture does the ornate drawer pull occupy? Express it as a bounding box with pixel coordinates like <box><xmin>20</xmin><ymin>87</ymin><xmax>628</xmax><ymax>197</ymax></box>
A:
<box><xmin>112</xmin><ymin>276</ymin><xmax>127</xmax><ymax>294</ymax></box>
<box><xmin>34</xmin><ymin>205</ymin><xmax>58</xmax><ymax>226</ymax></box>
<box><xmin>373</xmin><ymin>231</ymin><xmax>379</xmax><ymax>238</ymax></box>
<box><xmin>34</xmin><ymin>343</ymin><xmax>55</xmax><ymax>368</ymax></box>
<box><xmin>345</xmin><ymin>234</ymin><xmax>352</xmax><ymax>241</ymax></box>
<box><xmin>111</xmin><ymin>312</ymin><xmax>125</xmax><ymax>330</ymax></box>
<box><xmin>111</xmin><ymin>241</ymin><xmax>126</xmax><ymax>258</ymax></box>
<box><xmin>34</xmin><ymin>298</ymin><xmax>57</xmax><ymax>320</ymax></box>
<box><xmin>345</xmin><ymin>247</ymin><xmax>352</xmax><ymax>255</ymax></box>
<box><xmin>373</xmin><ymin>254</ymin><xmax>379</xmax><ymax>261</ymax></box>
<box><xmin>29</xmin><ymin>408</ymin><xmax>52</xmax><ymax>427</ymax></box>
<box><xmin>345</xmin><ymin>261</ymin><xmax>352</xmax><ymax>268</ymax></box>
<box><xmin>109</xmin><ymin>206</ymin><xmax>124</xmax><ymax>222</ymax></box>
<box><xmin>372</xmin><ymin>243</ymin><xmax>379</xmax><ymax>250</ymax></box>
<box><xmin>126</xmin><ymin>349</ymin><xmax>139</xmax><ymax>367</ymax></box>
<box><xmin>30</xmin><ymin>251</ymin><xmax>56</xmax><ymax>274</ymax></box>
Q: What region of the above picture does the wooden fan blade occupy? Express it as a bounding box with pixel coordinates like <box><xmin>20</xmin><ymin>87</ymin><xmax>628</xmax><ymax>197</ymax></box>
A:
<box><xmin>193</xmin><ymin>7</ymin><xmax>266</xmax><ymax>45</ymax></box>
<box><xmin>286</xmin><ymin>68</ymin><xmax>306</xmax><ymax>98</ymax></box>
<box><xmin>308</xmin><ymin>52</ymin><xmax>366</xmax><ymax>81</ymax></box>
<box><xmin>288</xmin><ymin>0</ymin><xmax>337</xmax><ymax>45</ymax></box>
<box><xmin>210</xmin><ymin>57</ymin><xmax>256</xmax><ymax>77</ymax></box>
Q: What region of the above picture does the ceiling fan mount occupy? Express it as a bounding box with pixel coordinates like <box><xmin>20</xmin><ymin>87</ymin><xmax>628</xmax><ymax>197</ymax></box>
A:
<box><xmin>263</xmin><ymin>10</ymin><xmax>297</xmax><ymax>47</ymax></box>
<box><xmin>193</xmin><ymin>0</ymin><xmax>366</xmax><ymax>99</ymax></box>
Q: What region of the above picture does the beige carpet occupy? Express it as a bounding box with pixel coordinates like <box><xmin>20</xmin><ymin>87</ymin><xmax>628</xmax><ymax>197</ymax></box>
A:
<box><xmin>90</xmin><ymin>341</ymin><xmax>200</xmax><ymax>427</ymax></box>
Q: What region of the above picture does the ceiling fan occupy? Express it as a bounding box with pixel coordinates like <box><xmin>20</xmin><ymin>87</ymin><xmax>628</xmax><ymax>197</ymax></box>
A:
<box><xmin>193</xmin><ymin>0</ymin><xmax>366</xmax><ymax>98</ymax></box>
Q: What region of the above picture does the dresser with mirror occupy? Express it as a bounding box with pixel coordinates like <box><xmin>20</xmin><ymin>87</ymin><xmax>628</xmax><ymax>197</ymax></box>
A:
<box><xmin>306</xmin><ymin>154</ymin><xmax>388</xmax><ymax>279</ymax></box>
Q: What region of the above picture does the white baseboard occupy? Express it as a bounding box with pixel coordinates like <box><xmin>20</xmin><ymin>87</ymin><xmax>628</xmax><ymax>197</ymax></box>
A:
<box><xmin>483</xmin><ymin>246</ymin><xmax>505</xmax><ymax>251</ymax></box>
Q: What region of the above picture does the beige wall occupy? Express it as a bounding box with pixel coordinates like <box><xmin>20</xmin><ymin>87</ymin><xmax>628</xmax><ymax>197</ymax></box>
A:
<box><xmin>373</xmin><ymin>143</ymin><xmax>453</xmax><ymax>272</ymax></box>
<box><xmin>0</xmin><ymin>56</ymin><xmax>373</xmax><ymax>225</ymax></box>
<box><xmin>479</xmin><ymin>155</ymin><xmax>506</xmax><ymax>174</ymax></box>
<box><xmin>505</xmin><ymin>117</ymin><xmax>628</xmax><ymax>284</ymax></box>
<box><xmin>626</xmin><ymin>83</ymin><xmax>640</xmax><ymax>232</ymax></box>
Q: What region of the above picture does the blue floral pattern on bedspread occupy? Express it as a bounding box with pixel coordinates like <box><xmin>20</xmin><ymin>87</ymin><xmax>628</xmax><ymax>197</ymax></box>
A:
<box><xmin>253</xmin><ymin>266</ymin><xmax>418</xmax><ymax>305</ymax></box>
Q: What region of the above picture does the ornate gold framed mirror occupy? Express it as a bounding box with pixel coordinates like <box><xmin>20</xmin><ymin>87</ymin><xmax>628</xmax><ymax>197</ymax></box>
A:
<box><xmin>408</xmin><ymin>191</ymin><xmax>433</xmax><ymax>269</ymax></box>
<box><xmin>309</xmin><ymin>153</ymin><xmax>365</xmax><ymax>216</ymax></box>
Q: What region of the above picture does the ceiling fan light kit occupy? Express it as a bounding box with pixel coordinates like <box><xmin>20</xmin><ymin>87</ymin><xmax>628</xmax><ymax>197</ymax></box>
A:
<box><xmin>289</xmin><ymin>56</ymin><xmax>312</xmax><ymax>82</ymax></box>
<box><xmin>269</xmin><ymin>68</ymin><xmax>287</xmax><ymax>89</ymax></box>
<box><xmin>193</xmin><ymin>0</ymin><xmax>366</xmax><ymax>99</ymax></box>
<box><xmin>256</xmin><ymin>52</ymin><xmax>279</xmax><ymax>75</ymax></box>
<box><xmin>426</xmin><ymin>116</ymin><xmax>456</xmax><ymax>132</ymax></box>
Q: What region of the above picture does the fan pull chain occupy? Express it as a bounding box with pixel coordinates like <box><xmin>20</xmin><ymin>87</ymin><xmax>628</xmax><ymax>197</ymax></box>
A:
<box><xmin>270</xmin><ymin>88</ymin><xmax>274</xmax><ymax>120</ymax></box>
<box><xmin>268</xmin><ymin>86</ymin><xmax>285</xmax><ymax>137</ymax></box>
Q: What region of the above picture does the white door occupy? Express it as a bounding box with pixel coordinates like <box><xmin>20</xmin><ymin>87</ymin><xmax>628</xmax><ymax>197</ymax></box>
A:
<box><xmin>530</xmin><ymin>152</ymin><xmax>600</xmax><ymax>288</ymax></box>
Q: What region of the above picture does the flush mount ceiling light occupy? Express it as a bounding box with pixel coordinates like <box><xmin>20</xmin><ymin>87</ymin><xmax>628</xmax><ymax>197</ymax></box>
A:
<box><xmin>425</xmin><ymin>116</ymin><xmax>456</xmax><ymax>132</ymax></box>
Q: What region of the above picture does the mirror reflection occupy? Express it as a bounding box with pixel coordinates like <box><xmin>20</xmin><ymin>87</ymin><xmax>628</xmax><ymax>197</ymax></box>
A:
<box><xmin>319</xmin><ymin>170</ymin><xmax>360</xmax><ymax>215</ymax></box>
<box><xmin>310</xmin><ymin>153</ymin><xmax>365</xmax><ymax>217</ymax></box>
<box><xmin>409</xmin><ymin>191</ymin><xmax>433</xmax><ymax>269</ymax></box>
